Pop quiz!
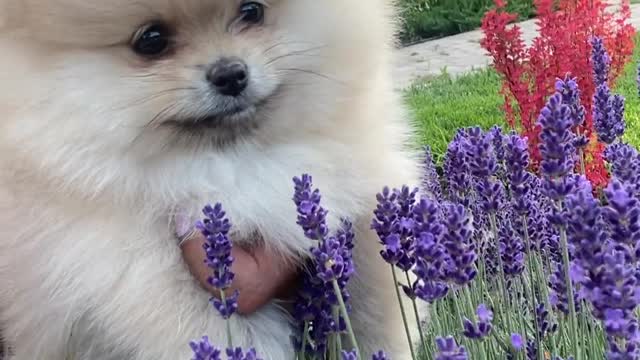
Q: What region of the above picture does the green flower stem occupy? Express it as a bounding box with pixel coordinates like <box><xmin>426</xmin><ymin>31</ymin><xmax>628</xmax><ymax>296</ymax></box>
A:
<box><xmin>522</xmin><ymin>216</ymin><xmax>544</xmax><ymax>360</ymax></box>
<box><xmin>220</xmin><ymin>289</ymin><xmax>233</xmax><ymax>349</ymax></box>
<box><xmin>559</xmin><ymin>227</ymin><xmax>580</xmax><ymax>360</ymax></box>
<box><xmin>578</xmin><ymin>148</ymin><xmax>586</xmax><ymax>176</ymax></box>
<box><xmin>333</xmin><ymin>306</ymin><xmax>343</xmax><ymax>358</ymax></box>
<box><xmin>404</xmin><ymin>271</ymin><xmax>428</xmax><ymax>357</ymax></box>
<box><xmin>332</xmin><ymin>279</ymin><xmax>361</xmax><ymax>359</ymax></box>
<box><xmin>390</xmin><ymin>265</ymin><xmax>417</xmax><ymax>360</ymax></box>
<box><xmin>489</xmin><ymin>213</ymin><xmax>510</xmax><ymax>328</ymax></box>
<box><xmin>299</xmin><ymin>321</ymin><xmax>310</xmax><ymax>360</ymax></box>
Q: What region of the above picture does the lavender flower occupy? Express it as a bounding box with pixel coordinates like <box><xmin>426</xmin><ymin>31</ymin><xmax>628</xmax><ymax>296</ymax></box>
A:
<box><xmin>434</xmin><ymin>337</ymin><xmax>467</xmax><ymax>360</ymax></box>
<box><xmin>499</xmin><ymin>218</ymin><xmax>525</xmax><ymax>277</ymax></box>
<box><xmin>226</xmin><ymin>348</ymin><xmax>262</xmax><ymax>360</ymax></box>
<box><xmin>538</xmin><ymin>92</ymin><xmax>577</xmax><ymax>202</ymax></box>
<box><xmin>526</xmin><ymin>340</ymin><xmax>537</xmax><ymax>360</ymax></box>
<box><xmin>463</xmin><ymin>304</ymin><xmax>493</xmax><ymax>339</ymax></box>
<box><xmin>423</xmin><ymin>146</ymin><xmax>443</xmax><ymax>201</ymax></box>
<box><xmin>591</xmin><ymin>37</ymin><xmax>625</xmax><ymax>144</ymax></box>
<box><xmin>371</xmin><ymin>350</ymin><xmax>389</xmax><ymax>360</ymax></box>
<box><xmin>411</xmin><ymin>232</ymin><xmax>449</xmax><ymax>302</ymax></box>
<box><xmin>190</xmin><ymin>337</ymin><xmax>222</xmax><ymax>360</ymax></box>
<box><xmin>505</xmin><ymin>133</ymin><xmax>533</xmax><ymax>215</ymax></box>
<box><xmin>196</xmin><ymin>204</ymin><xmax>239</xmax><ymax>319</ymax></box>
<box><xmin>510</xmin><ymin>334</ymin><xmax>524</xmax><ymax>351</ymax></box>
<box><xmin>444</xmin><ymin>132</ymin><xmax>472</xmax><ymax>206</ymax></box>
<box><xmin>548</xmin><ymin>260</ymin><xmax>581</xmax><ymax>315</ymax></box>
<box><xmin>372</xmin><ymin>187</ymin><xmax>414</xmax><ymax>271</ymax></box>
<box><xmin>465</xmin><ymin>127</ymin><xmax>505</xmax><ymax>213</ymax></box>
<box><xmin>592</xmin><ymin>36</ymin><xmax>610</xmax><ymax>87</ymax></box>
<box><xmin>292</xmin><ymin>174</ymin><xmax>358</xmax><ymax>357</ymax></box>
<box><xmin>555</xmin><ymin>76</ymin><xmax>588</xmax><ymax>149</ymax></box>
<box><xmin>594</xmin><ymin>86</ymin><xmax>626</xmax><ymax>144</ymax></box>
<box><xmin>605</xmin><ymin>143</ymin><xmax>640</xmax><ymax>193</ymax></box>
<box><xmin>535</xmin><ymin>303</ymin><xmax>557</xmax><ymax>339</ymax></box>
<box><xmin>341</xmin><ymin>350</ymin><xmax>358</xmax><ymax>360</ymax></box>
<box><xmin>567</xmin><ymin>179</ymin><xmax>640</xmax><ymax>357</ymax></box>
<box><xmin>489</xmin><ymin>125</ymin><xmax>506</xmax><ymax>167</ymax></box>
<box><xmin>441</xmin><ymin>203</ymin><xmax>477</xmax><ymax>286</ymax></box>
<box><xmin>603</xmin><ymin>180</ymin><xmax>640</xmax><ymax>263</ymax></box>
<box><xmin>293</xmin><ymin>174</ymin><xmax>329</xmax><ymax>241</ymax></box>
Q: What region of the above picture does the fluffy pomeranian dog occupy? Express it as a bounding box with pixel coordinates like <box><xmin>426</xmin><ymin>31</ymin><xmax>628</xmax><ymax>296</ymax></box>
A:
<box><xmin>0</xmin><ymin>0</ymin><xmax>422</xmax><ymax>359</ymax></box>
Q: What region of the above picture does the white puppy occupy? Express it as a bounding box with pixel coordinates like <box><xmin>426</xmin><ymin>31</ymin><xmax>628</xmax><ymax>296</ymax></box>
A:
<box><xmin>0</xmin><ymin>0</ymin><xmax>422</xmax><ymax>359</ymax></box>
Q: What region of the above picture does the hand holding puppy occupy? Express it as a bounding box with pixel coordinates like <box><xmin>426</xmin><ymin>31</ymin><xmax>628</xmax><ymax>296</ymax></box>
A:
<box><xmin>177</xmin><ymin>215</ymin><xmax>299</xmax><ymax>315</ymax></box>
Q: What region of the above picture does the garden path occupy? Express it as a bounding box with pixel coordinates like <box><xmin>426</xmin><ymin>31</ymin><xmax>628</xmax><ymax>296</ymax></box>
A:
<box><xmin>392</xmin><ymin>2</ymin><xmax>640</xmax><ymax>90</ymax></box>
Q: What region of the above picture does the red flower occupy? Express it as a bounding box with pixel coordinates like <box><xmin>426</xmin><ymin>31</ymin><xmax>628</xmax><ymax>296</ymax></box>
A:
<box><xmin>481</xmin><ymin>0</ymin><xmax>636</xmax><ymax>189</ymax></box>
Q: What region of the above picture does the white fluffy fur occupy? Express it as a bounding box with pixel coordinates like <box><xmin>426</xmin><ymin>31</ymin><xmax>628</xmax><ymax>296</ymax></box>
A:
<box><xmin>0</xmin><ymin>1</ymin><xmax>424</xmax><ymax>359</ymax></box>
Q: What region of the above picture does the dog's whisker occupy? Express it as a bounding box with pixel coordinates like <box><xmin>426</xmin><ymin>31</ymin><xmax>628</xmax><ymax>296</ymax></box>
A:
<box><xmin>264</xmin><ymin>46</ymin><xmax>327</xmax><ymax>67</ymax></box>
<box><xmin>275</xmin><ymin>68</ymin><xmax>345</xmax><ymax>86</ymax></box>
<box><xmin>111</xmin><ymin>88</ymin><xmax>196</xmax><ymax>112</ymax></box>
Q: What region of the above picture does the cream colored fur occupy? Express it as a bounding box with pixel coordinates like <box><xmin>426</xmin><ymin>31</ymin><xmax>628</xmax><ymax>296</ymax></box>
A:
<box><xmin>0</xmin><ymin>0</ymin><xmax>424</xmax><ymax>359</ymax></box>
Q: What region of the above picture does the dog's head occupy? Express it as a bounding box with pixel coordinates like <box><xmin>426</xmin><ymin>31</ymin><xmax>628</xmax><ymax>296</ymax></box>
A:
<box><xmin>0</xmin><ymin>0</ymin><xmax>398</xmax><ymax>201</ymax></box>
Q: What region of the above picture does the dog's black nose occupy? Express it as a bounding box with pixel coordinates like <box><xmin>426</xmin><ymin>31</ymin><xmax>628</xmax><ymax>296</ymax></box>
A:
<box><xmin>206</xmin><ymin>58</ymin><xmax>249</xmax><ymax>97</ymax></box>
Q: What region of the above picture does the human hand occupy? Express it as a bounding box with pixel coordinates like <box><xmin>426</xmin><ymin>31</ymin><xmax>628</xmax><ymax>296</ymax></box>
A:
<box><xmin>176</xmin><ymin>216</ymin><xmax>299</xmax><ymax>315</ymax></box>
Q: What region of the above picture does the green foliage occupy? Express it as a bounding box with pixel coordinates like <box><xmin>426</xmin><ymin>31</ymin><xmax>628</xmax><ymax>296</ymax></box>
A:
<box><xmin>398</xmin><ymin>0</ymin><xmax>535</xmax><ymax>44</ymax></box>
<box><xmin>404</xmin><ymin>34</ymin><xmax>640</xmax><ymax>163</ymax></box>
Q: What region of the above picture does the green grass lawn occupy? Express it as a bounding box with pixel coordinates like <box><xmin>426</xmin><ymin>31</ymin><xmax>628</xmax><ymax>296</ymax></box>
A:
<box><xmin>404</xmin><ymin>36</ymin><xmax>640</xmax><ymax>162</ymax></box>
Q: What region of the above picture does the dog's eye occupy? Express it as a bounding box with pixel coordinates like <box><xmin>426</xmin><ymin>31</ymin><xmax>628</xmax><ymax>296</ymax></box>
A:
<box><xmin>131</xmin><ymin>22</ymin><xmax>172</xmax><ymax>58</ymax></box>
<box><xmin>239</xmin><ymin>2</ymin><xmax>265</xmax><ymax>25</ymax></box>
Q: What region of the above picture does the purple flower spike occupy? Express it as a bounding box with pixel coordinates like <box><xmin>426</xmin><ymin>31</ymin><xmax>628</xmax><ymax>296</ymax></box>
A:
<box><xmin>594</xmin><ymin>86</ymin><xmax>626</xmax><ymax>144</ymax></box>
<box><xmin>510</xmin><ymin>333</ymin><xmax>524</xmax><ymax>351</ymax></box>
<box><xmin>505</xmin><ymin>133</ymin><xmax>533</xmax><ymax>215</ymax></box>
<box><xmin>189</xmin><ymin>336</ymin><xmax>222</xmax><ymax>360</ymax></box>
<box><xmin>341</xmin><ymin>350</ymin><xmax>358</xmax><ymax>360</ymax></box>
<box><xmin>312</xmin><ymin>236</ymin><xmax>350</xmax><ymax>283</ymax></box>
<box><xmin>196</xmin><ymin>204</ymin><xmax>239</xmax><ymax>319</ymax></box>
<box><xmin>548</xmin><ymin>260</ymin><xmax>581</xmax><ymax>315</ymax></box>
<box><xmin>603</xmin><ymin>180</ymin><xmax>640</xmax><ymax>261</ymax></box>
<box><xmin>499</xmin><ymin>219</ymin><xmax>525</xmax><ymax>277</ymax></box>
<box><xmin>211</xmin><ymin>290</ymin><xmax>239</xmax><ymax>319</ymax></box>
<box><xmin>535</xmin><ymin>303</ymin><xmax>557</xmax><ymax>339</ymax></box>
<box><xmin>463</xmin><ymin>304</ymin><xmax>493</xmax><ymax>339</ymax></box>
<box><xmin>567</xmin><ymin>178</ymin><xmax>640</xmax><ymax>356</ymax></box>
<box><xmin>592</xmin><ymin>36</ymin><xmax>610</xmax><ymax>87</ymax></box>
<box><xmin>465</xmin><ymin>127</ymin><xmax>505</xmax><ymax>213</ymax></box>
<box><xmin>423</xmin><ymin>146</ymin><xmax>443</xmax><ymax>201</ymax></box>
<box><xmin>489</xmin><ymin>125</ymin><xmax>506</xmax><ymax>165</ymax></box>
<box><xmin>526</xmin><ymin>340</ymin><xmax>537</xmax><ymax>360</ymax></box>
<box><xmin>555</xmin><ymin>75</ymin><xmax>588</xmax><ymax>149</ymax></box>
<box><xmin>372</xmin><ymin>350</ymin><xmax>389</xmax><ymax>360</ymax></box>
<box><xmin>591</xmin><ymin>37</ymin><xmax>626</xmax><ymax>145</ymax></box>
<box><xmin>197</xmin><ymin>204</ymin><xmax>235</xmax><ymax>290</ymax></box>
<box><xmin>441</xmin><ymin>203</ymin><xmax>477</xmax><ymax>286</ymax></box>
<box><xmin>293</xmin><ymin>174</ymin><xmax>329</xmax><ymax>241</ymax></box>
<box><xmin>226</xmin><ymin>347</ymin><xmax>263</xmax><ymax>360</ymax></box>
<box><xmin>444</xmin><ymin>133</ymin><xmax>472</xmax><ymax>206</ymax></box>
<box><xmin>372</xmin><ymin>187</ymin><xmax>415</xmax><ymax>271</ymax></box>
<box><xmin>605</xmin><ymin>143</ymin><xmax>640</xmax><ymax>194</ymax></box>
<box><xmin>411</xmin><ymin>232</ymin><xmax>449</xmax><ymax>302</ymax></box>
<box><xmin>291</xmin><ymin>174</ymin><xmax>356</xmax><ymax>357</ymax></box>
<box><xmin>435</xmin><ymin>336</ymin><xmax>467</xmax><ymax>360</ymax></box>
<box><xmin>538</xmin><ymin>92</ymin><xmax>577</xmax><ymax>201</ymax></box>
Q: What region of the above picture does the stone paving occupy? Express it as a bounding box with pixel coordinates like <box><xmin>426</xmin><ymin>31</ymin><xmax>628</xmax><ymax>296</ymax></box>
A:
<box><xmin>392</xmin><ymin>2</ymin><xmax>640</xmax><ymax>90</ymax></box>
